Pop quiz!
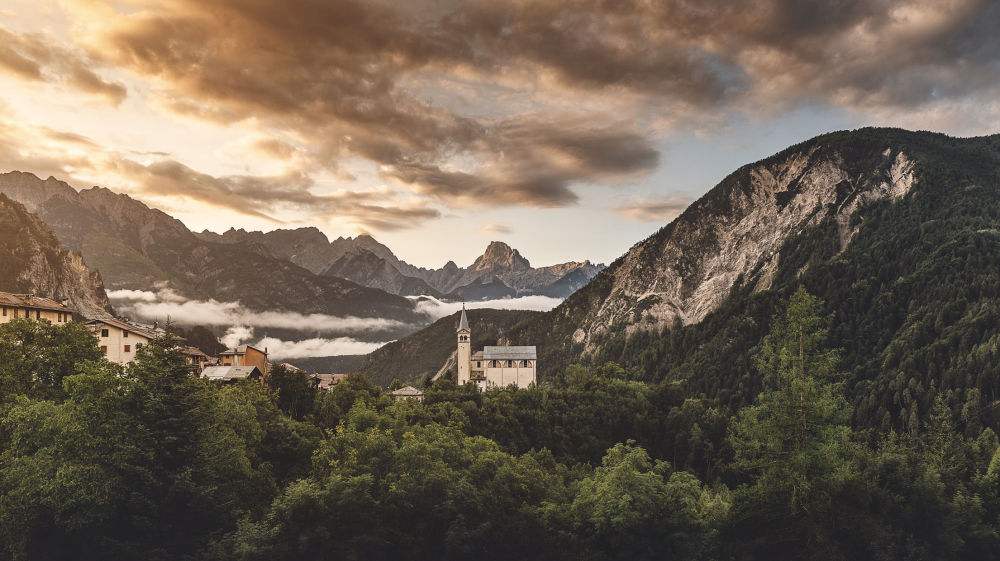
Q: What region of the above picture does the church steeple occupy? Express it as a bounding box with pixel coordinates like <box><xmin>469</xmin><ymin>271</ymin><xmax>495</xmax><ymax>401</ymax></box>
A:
<box><xmin>456</xmin><ymin>304</ymin><xmax>471</xmax><ymax>385</ymax></box>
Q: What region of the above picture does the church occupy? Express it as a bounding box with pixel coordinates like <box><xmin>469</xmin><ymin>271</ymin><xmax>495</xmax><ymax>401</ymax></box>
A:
<box><xmin>456</xmin><ymin>307</ymin><xmax>536</xmax><ymax>390</ymax></box>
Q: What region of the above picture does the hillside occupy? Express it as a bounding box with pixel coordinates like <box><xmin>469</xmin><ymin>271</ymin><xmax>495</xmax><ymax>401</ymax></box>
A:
<box><xmin>356</xmin><ymin>308</ymin><xmax>541</xmax><ymax>387</ymax></box>
<box><xmin>0</xmin><ymin>194</ymin><xmax>114</xmax><ymax>319</ymax></box>
<box><xmin>508</xmin><ymin>127</ymin><xmax>1000</xmax><ymax>429</ymax></box>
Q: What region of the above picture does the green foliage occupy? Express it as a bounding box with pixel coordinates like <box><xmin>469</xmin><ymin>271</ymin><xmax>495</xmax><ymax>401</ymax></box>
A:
<box><xmin>0</xmin><ymin>318</ymin><xmax>106</xmax><ymax>402</ymax></box>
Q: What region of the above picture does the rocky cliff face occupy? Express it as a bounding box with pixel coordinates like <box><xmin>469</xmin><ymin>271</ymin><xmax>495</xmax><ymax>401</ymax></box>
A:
<box><xmin>0</xmin><ymin>194</ymin><xmax>114</xmax><ymax>319</ymax></box>
<box><xmin>508</xmin><ymin>129</ymin><xmax>924</xmax><ymax>358</ymax></box>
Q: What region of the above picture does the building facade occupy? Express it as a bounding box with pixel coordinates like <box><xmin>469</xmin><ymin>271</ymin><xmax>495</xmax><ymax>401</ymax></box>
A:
<box><xmin>455</xmin><ymin>307</ymin><xmax>536</xmax><ymax>390</ymax></box>
<box><xmin>86</xmin><ymin>318</ymin><xmax>157</xmax><ymax>365</ymax></box>
<box><xmin>0</xmin><ymin>292</ymin><xmax>74</xmax><ymax>325</ymax></box>
<box><xmin>220</xmin><ymin>344</ymin><xmax>269</xmax><ymax>375</ymax></box>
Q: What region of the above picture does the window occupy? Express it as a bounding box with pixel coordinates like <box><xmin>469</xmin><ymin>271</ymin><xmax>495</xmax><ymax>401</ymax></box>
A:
<box><xmin>1</xmin><ymin>306</ymin><xmax>5</xmax><ymax>316</ymax></box>
<box><xmin>476</xmin><ymin>362</ymin><xmax>481</xmax><ymax>367</ymax></box>
<box><xmin>123</xmin><ymin>331</ymin><xmax>129</xmax><ymax>338</ymax></box>
<box><xmin>101</xmin><ymin>329</ymin><xmax>109</xmax><ymax>337</ymax></box>
<box><xmin>506</xmin><ymin>360</ymin><xmax>514</xmax><ymax>368</ymax></box>
<box><xmin>100</xmin><ymin>345</ymin><xmax>108</xmax><ymax>353</ymax></box>
<box><xmin>124</xmin><ymin>345</ymin><xmax>131</xmax><ymax>353</ymax></box>
<box><xmin>522</xmin><ymin>360</ymin><xmax>530</xmax><ymax>367</ymax></box>
<box><xmin>36</xmin><ymin>310</ymin><xmax>41</xmax><ymax>319</ymax></box>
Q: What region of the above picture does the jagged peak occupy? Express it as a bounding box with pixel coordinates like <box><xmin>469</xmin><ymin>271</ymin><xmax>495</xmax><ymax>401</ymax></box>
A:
<box><xmin>472</xmin><ymin>240</ymin><xmax>531</xmax><ymax>271</ymax></box>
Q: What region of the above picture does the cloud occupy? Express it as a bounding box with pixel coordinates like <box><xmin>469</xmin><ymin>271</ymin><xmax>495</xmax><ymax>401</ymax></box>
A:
<box><xmin>254</xmin><ymin>336</ymin><xmax>387</xmax><ymax>359</ymax></box>
<box><xmin>219</xmin><ymin>326</ymin><xmax>388</xmax><ymax>358</ymax></box>
<box><xmin>615</xmin><ymin>195</ymin><xmax>694</xmax><ymax>223</ymax></box>
<box><xmin>108</xmin><ymin>288</ymin><xmax>407</xmax><ymax>332</ymax></box>
<box><xmin>0</xmin><ymin>25</ymin><xmax>126</xmax><ymax>105</ymax></box>
<box><xmin>409</xmin><ymin>295</ymin><xmax>563</xmax><ymax>319</ymax></box>
<box><xmin>476</xmin><ymin>222</ymin><xmax>511</xmax><ymax>235</ymax></box>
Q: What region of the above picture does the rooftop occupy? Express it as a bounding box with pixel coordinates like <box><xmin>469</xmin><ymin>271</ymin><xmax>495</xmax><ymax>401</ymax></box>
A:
<box><xmin>0</xmin><ymin>291</ymin><xmax>74</xmax><ymax>313</ymax></box>
<box><xmin>85</xmin><ymin>317</ymin><xmax>160</xmax><ymax>339</ymax></box>
<box><xmin>483</xmin><ymin>346</ymin><xmax>537</xmax><ymax>360</ymax></box>
<box><xmin>201</xmin><ymin>365</ymin><xmax>262</xmax><ymax>381</ymax></box>
<box><xmin>222</xmin><ymin>344</ymin><xmax>266</xmax><ymax>356</ymax></box>
<box><xmin>389</xmin><ymin>385</ymin><xmax>424</xmax><ymax>396</ymax></box>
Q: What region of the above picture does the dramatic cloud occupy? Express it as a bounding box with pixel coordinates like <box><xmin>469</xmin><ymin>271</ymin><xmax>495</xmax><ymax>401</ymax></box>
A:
<box><xmin>615</xmin><ymin>195</ymin><xmax>694</xmax><ymax>223</ymax></box>
<box><xmin>0</xmin><ymin>26</ymin><xmax>126</xmax><ymax>104</ymax></box>
<box><xmin>108</xmin><ymin>289</ymin><xmax>407</xmax><ymax>332</ymax></box>
<box><xmin>3</xmin><ymin>0</ymin><xmax>1000</xmax><ymax>244</ymax></box>
<box><xmin>410</xmin><ymin>295</ymin><xmax>563</xmax><ymax>319</ymax></box>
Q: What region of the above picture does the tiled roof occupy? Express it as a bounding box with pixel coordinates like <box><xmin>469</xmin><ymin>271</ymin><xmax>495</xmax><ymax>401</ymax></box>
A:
<box><xmin>85</xmin><ymin>317</ymin><xmax>159</xmax><ymax>339</ymax></box>
<box><xmin>0</xmin><ymin>291</ymin><xmax>74</xmax><ymax>313</ymax></box>
<box><xmin>390</xmin><ymin>385</ymin><xmax>424</xmax><ymax>396</ymax></box>
<box><xmin>483</xmin><ymin>346</ymin><xmax>536</xmax><ymax>360</ymax></box>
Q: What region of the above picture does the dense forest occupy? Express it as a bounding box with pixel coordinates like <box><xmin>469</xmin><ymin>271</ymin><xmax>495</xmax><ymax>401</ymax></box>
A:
<box><xmin>3</xmin><ymin>286</ymin><xmax>1000</xmax><ymax>560</ymax></box>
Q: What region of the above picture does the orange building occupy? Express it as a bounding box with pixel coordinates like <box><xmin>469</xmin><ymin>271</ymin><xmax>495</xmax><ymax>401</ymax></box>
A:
<box><xmin>220</xmin><ymin>344</ymin><xmax>269</xmax><ymax>375</ymax></box>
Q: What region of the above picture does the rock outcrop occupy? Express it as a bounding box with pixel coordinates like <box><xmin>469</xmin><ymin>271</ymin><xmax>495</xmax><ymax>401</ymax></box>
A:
<box><xmin>0</xmin><ymin>193</ymin><xmax>114</xmax><ymax>319</ymax></box>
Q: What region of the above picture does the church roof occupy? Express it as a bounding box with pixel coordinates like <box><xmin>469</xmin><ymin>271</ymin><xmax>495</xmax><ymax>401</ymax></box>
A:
<box><xmin>483</xmin><ymin>346</ymin><xmax>536</xmax><ymax>360</ymax></box>
<box><xmin>390</xmin><ymin>385</ymin><xmax>424</xmax><ymax>396</ymax></box>
<box><xmin>457</xmin><ymin>306</ymin><xmax>470</xmax><ymax>332</ymax></box>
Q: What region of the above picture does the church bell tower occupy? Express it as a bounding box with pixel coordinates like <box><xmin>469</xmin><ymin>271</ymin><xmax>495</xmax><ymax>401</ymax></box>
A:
<box><xmin>456</xmin><ymin>305</ymin><xmax>471</xmax><ymax>385</ymax></box>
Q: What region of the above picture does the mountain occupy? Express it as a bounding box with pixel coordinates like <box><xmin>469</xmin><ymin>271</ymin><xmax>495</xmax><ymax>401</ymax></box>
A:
<box><xmin>0</xmin><ymin>172</ymin><xmax>422</xmax><ymax>323</ymax></box>
<box><xmin>199</xmin><ymin>225</ymin><xmax>604</xmax><ymax>299</ymax></box>
<box><xmin>502</xmin><ymin>127</ymin><xmax>1000</xmax><ymax>429</ymax></box>
<box><xmin>355</xmin><ymin>309</ymin><xmax>542</xmax><ymax>387</ymax></box>
<box><xmin>0</xmin><ymin>193</ymin><xmax>114</xmax><ymax>319</ymax></box>
<box><xmin>320</xmin><ymin>249</ymin><xmax>443</xmax><ymax>297</ymax></box>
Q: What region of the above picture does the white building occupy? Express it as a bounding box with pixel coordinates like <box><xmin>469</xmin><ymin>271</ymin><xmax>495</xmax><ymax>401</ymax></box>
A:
<box><xmin>456</xmin><ymin>307</ymin><xmax>536</xmax><ymax>390</ymax></box>
<box><xmin>86</xmin><ymin>318</ymin><xmax>159</xmax><ymax>365</ymax></box>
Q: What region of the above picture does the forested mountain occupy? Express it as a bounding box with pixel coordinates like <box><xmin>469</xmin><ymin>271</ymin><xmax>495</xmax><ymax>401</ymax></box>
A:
<box><xmin>508</xmin><ymin>128</ymin><xmax>1000</xmax><ymax>430</ymax></box>
<box><xmin>0</xmin><ymin>172</ymin><xmax>421</xmax><ymax>321</ymax></box>
<box><xmin>0</xmin><ymin>193</ymin><xmax>113</xmax><ymax>318</ymax></box>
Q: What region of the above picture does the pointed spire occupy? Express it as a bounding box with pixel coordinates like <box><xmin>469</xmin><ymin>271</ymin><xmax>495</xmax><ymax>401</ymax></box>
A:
<box><xmin>457</xmin><ymin>303</ymin><xmax>470</xmax><ymax>332</ymax></box>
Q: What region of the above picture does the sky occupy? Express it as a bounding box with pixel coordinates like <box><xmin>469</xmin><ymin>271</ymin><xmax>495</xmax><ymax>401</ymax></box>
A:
<box><xmin>1</xmin><ymin>0</ymin><xmax>999</xmax><ymax>268</ymax></box>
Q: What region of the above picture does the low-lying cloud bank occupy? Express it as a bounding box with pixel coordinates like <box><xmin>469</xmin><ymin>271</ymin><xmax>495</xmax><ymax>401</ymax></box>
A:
<box><xmin>410</xmin><ymin>295</ymin><xmax>563</xmax><ymax>319</ymax></box>
<box><xmin>217</xmin><ymin>326</ymin><xmax>387</xmax><ymax>359</ymax></box>
<box><xmin>108</xmin><ymin>288</ymin><xmax>407</xmax><ymax>332</ymax></box>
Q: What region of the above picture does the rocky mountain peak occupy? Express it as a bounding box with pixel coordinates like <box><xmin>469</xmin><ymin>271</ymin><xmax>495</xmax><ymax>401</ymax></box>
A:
<box><xmin>472</xmin><ymin>241</ymin><xmax>531</xmax><ymax>272</ymax></box>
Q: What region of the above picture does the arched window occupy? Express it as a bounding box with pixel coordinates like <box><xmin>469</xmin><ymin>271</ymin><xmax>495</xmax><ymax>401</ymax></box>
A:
<box><xmin>521</xmin><ymin>360</ymin><xmax>530</xmax><ymax>367</ymax></box>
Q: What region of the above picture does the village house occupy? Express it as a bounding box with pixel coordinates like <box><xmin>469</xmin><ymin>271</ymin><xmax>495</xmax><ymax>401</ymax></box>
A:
<box><xmin>456</xmin><ymin>307</ymin><xmax>536</xmax><ymax>390</ymax></box>
<box><xmin>182</xmin><ymin>347</ymin><xmax>215</xmax><ymax>374</ymax></box>
<box><xmin>200</xmin><ymin>365</ymin><xmax>263</xmax><ymax>383</ymax></box>
<box><xmin>310</xmin><ymin>373</ymin><xmax>348</xmax><ymax>390</ymax></box>
<box><xmin>0</xmin><ymin>292</ymin><xmax>75</xmax><ymax>325</ymax></box>
<box><xmin>86</xmin><ymin>317</ymin><xmax>160</xmax><ymax>365</ymax></box>
<box><xmin>220</xmin><ymin>344</ymin><xmax>270</xmax><ymax>375</ymax></box>
<box><xmin>389</xmin><ymin>385</ymin><xmax>424</xmax><ymax>402</ymax></box>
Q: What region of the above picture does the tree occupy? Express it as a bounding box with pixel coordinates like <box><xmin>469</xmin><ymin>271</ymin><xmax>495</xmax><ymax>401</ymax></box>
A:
<box><xmin>0</xmin><ymin>318</ymin><xmax>107</xmax><ymax>402</ymax></box>
<box><xmin>726</xmin><ymin>287</ymin><xmax>856</xmax><ymax>558</ymax></box>
<box><xmin>265</xmin><ymin>364</ymin><xmax>317</xmax><ymax>420</ymax></box>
